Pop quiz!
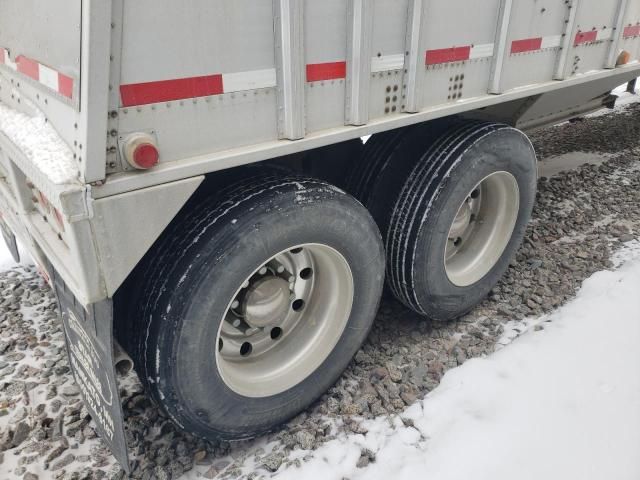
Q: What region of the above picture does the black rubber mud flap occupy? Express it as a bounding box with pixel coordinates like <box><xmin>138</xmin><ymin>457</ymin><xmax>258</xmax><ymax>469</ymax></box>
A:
<box><xmin>51</xmin><ymin>267</ymin><xmax>130</xmax><ymax>472</ymax></box>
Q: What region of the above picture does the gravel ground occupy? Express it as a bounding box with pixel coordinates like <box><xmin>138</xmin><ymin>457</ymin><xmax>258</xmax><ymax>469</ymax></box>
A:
<box><xmin>1</xmin><ymin>104</ymin><xmax>640</xmax><ymax>480</ymax></box>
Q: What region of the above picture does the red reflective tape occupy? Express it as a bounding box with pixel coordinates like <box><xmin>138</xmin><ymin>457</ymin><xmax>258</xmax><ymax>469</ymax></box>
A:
<box><xmin>426</xmin><ymin>46</ymin><xmax>471</xmax><ymax>65</ymax></box>
<box><xmin>624</xmin><ymin>25</ymin><xmax>640</xmax><ymax>38</ymax></box>
<box><xmin>306</xmin><ymin>62</ymin><xmax>347</xmax><ymax>82</ymax></box>
<box><xmin>58</xmin><ymin>73</ymin><xmax>74</xmax><ymax>99</ymax></box>
<box><xmin>574</xmin><ymin>30</ymin><xmax>598</xmax><ymax>46</ymax></box>
<box><xmin>120</xmin><ymin>75</ymin><xmax>224</xmax><ymax>106</ymax></box>
<box><xmin>511</xmin><ymin>37</ymin><xmax>543</xmax><ymax>54</ymax></box>
<box><xmin>16</xmin><ymin>56</ymin><xmax>39</xmax><ymax>80</ymax></box>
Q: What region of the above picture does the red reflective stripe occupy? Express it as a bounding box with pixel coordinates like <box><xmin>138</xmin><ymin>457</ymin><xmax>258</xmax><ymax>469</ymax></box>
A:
<box><xmin>1</xmin><ymin>50</ymin><xmax>74</xmax><ymax>100</ymax></box>
<box><xmin>58</xmin><ymin>73</ymin><xmax>74</xmax><ymax>99</ymax></box>
<box><xmin>306</xmin><ymin>62</ymin><xmax>347</xmax><ymax>82</ymax></box>
<box><xmin>574</xmin><ymin>30</ymin><xmax>598</xmax><ymax>46</ymax></box>
<box><xmin>16</xmin><ymin>56</ymin><xmax>39</xmax><ymax>80</ymax></box>
<box><xmin>624</xmin><ymin>25</ymin><xmax>640</xmax><ymax>38</ymax></box>
<box><xmin>120</xmin><ymin>75</ymin><xmax>224</xmax><ymax>107</ymax></box>
<box><xmin>511</xmin><ymin>37</ymin><xmax>543</xmax><ymax>54</ymax></box>
<box><xmin>426</xmin><ymin>46</ymin><xmax>471</xmax><ymax>65</ymax></box>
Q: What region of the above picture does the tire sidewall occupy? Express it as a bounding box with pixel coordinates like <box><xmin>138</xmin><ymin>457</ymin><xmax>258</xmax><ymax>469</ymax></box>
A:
<box><xmin>413</xmin><ymin>128</ymin><xmax>537</xmax><ymax>319</ymax></box>
<box><xmin>151</xmin><ymin>186</ymin><xmax>384</xmax><ymax>439</ymax></box>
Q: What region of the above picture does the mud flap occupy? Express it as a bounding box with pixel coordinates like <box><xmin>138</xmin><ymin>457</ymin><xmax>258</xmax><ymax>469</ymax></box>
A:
<box><xmin>51</xmin><ymin>268</ymin><xmax>130</xmax><ymax>472</ymax></box>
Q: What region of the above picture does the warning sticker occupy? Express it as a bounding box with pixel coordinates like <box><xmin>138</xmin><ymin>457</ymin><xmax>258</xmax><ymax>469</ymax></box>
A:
<box><xmin>54</xmin><ymin>277</ymin><xmax>129</xmax><ymax>471</ymax></box>
<box><xmin>64</xmin><ymin>310</ymin><xmax>117</xmax><ymax>440</ymax></box>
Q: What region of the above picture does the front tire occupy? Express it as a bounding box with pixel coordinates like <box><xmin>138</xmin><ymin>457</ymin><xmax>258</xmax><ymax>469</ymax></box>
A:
<box><xmin>134</xmin><ymin>172</ymin><xmax>385</xmax><ymax>440</ymax></box>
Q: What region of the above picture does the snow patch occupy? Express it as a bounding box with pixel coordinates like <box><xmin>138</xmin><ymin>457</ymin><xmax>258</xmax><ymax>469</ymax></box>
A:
<box><xmin>0</xmin><ymin>100</ymin><xmax>79</xmax><ymax>185</ymax></box>
<box><xmin>275</xmin><ymin>249</ymin><xmax>640</xmax><ymax>480</ymax></box>
<box><xmin>0</xmin><ymin>238</ymin><xmax>15</xmax><ymax>270</ymax></box>
<box><xmin>612</xmin><ymin>239</ymin><xmax>640</xmax><ymax>267</ymax></box>
<box><xmin>0</xmin><ymin>236</ymin><xmax>32</xmax><ymax>270</ymax></box>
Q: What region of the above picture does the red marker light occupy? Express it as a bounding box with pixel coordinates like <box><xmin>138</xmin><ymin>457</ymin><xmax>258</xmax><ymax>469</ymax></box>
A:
<box><xmin>122</xmin><ymin>133</ymin><xmax>160</xmax><ymax>170</ymax></box>
<box><xmin>133</xmin><ymin>143</ymin><xmax>159</xmax><ymax>169</ymax></box>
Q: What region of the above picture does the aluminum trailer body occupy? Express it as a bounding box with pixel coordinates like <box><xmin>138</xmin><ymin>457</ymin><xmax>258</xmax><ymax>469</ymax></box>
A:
<box><xmin>1</xmin><ymin>0</ymin><xmax>640</xmax><ymax>469</ymax></box>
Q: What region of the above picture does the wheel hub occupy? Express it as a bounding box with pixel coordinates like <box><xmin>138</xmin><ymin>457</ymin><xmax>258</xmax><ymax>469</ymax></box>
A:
<box><xmin>444</xmin><ymin>172</ymin><xmax>520</xmax><ymax>287</ymax></box>
<box><xmin>215</xmin><ymin>244</ymin><xmax>355</xmax><ymax>398</ymax></box>
<box><xmin>449</xmin><ymin>201</ymin><xmax>474</xmax><ymax>240</ymax></box>
<box><xmin>243</xmin><ymin>277</ymin><xmax>291</xmax><ymax>328</ymax></box>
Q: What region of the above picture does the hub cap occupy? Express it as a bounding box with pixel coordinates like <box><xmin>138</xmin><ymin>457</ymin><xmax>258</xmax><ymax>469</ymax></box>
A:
<box><xmin>216</xmin><ymin>244</ymin><xmax>354</xmax><ymax>398</ymax></box>
<box><xmin>445</xmin><ymin>171</ymin><xmax>520</xmax><ymax>287</ymax></box>
<box><xmin>243</xmin><ymin>277</ymin><xmax>291</xmax><ymax>328</ymax></box>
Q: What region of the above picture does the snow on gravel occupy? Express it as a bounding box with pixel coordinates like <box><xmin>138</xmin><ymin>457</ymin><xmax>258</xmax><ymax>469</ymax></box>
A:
<box><xmin>0</xmin><ymin>243</ymin><xmax>14</xmax><ymax>270</ymax></box>
<box><xmin>0</xmin><ymin>239</ymin><xmax>31</xmax><ymax>270</ymax></box>
<box><xmin>588</xmin><ymin>84</ymin><xmax>639</xmax><ymax>117</ymax></box>
<box><xmin>274</xmin><ymin>247</ymin><xmax>640</xmax><ymax>480</ymax></box>
<box><xmin>0</xmin><ymin>101</ymin><xmax>79</xmax><ymax>185</ymax></box>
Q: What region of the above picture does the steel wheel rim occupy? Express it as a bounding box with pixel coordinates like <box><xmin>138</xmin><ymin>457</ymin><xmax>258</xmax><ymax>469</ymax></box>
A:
<box><xmin>445</xmin><ymin>171</ymin><xmax>520</xmax><ymax>287</ymax></box>
<box><xmin>215</xmin><ymin>244</ymin><xmax>354</xmax><ymax>398</ymax></box>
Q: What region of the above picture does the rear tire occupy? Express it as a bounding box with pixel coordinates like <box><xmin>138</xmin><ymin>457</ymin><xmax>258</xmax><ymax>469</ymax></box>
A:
<box><xmin>132</xmin><ymin>172</ymin><xmax>385</xmax><ymax>440</ymax></box>
<box><xmin>348</xmin><ymin>120</ymin><xmax>537</xmax><ymax>320</ymax></box>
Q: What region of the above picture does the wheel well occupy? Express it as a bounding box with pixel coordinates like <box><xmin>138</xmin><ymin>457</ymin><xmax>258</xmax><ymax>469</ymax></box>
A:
<box><xmin>111</xmin><ymin>145</ymin><xmax>361</xmax><ymax>351</ymax></box>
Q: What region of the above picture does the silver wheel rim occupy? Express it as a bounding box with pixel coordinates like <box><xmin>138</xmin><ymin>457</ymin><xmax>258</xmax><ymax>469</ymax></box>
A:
<box><xmin>215</xmin><ymin>244</ymin><xmax>354</xmax><ymax>398</ymax></box>
<box><xmin>445</xmin><ymin>171</ymin><xmax>520</xmax><ymax>287</ymax></box>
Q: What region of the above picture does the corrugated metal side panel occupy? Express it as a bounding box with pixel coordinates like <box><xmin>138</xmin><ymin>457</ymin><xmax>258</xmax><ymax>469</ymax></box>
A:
<box><xmin>420</xmin><ymin>0</ymin><xmax>500</xmax><ymax>109</ymax></box>
<box><xmin>0</xmin><ymin>0</ymin><xmax>84</xmax><ymax>180</ymax></box>
<box><xmin>305</xmin><ymin>0</ymin><xmax>349</xmax><ymax>133</ymax></box>
<box><xmin>118</xmin><ymin>0</ymin><xmax>277</xmax><ymax>166</ymax></box>
<box><xmin>368</xmin><ymin>0</ymin><xmax>408</xmax><ymax>121</ymax></box>
<box><xmin>115</xmin><ymin>0</ymin><xmax>637</xmax><ymax>170</ymax></box>
<box><xmin>569</xmin><ymin>0</ymin><xmax>620</xmax><ymax>75</ymax></box>
<box><xmin>498</xmin><ymin>1</ymin><xmax>571</xmax><ymax>92</ymax></box>
<box><xmin>621</xmin><ymin>1</ymin><xmax>640</xmax><ymax>62</ymax></box>
<box><xmin>0</xmin><ymin>0</ymin><xmax>81</xmax><ymax>101</ymax></box>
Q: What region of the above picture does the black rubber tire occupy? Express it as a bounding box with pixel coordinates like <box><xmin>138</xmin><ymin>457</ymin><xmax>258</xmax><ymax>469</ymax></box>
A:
<box><xmin>302</xmin><ymin>138</ymin><xmax>364</xmax><ymax>188</ymax></box>
<box><xmin>131</xmin><ymin>171</ymin><xmax>385</xmax><ymax>440</ymax></box>
<box><xmin>345</xmin><ymin>129</ymin><xmax>409</xmax><ymax>206</ymax></box>
<box><xmin>349</xmin><ymin>119</ymin><xmax>537</xmax><ymax>320</ymax></box>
